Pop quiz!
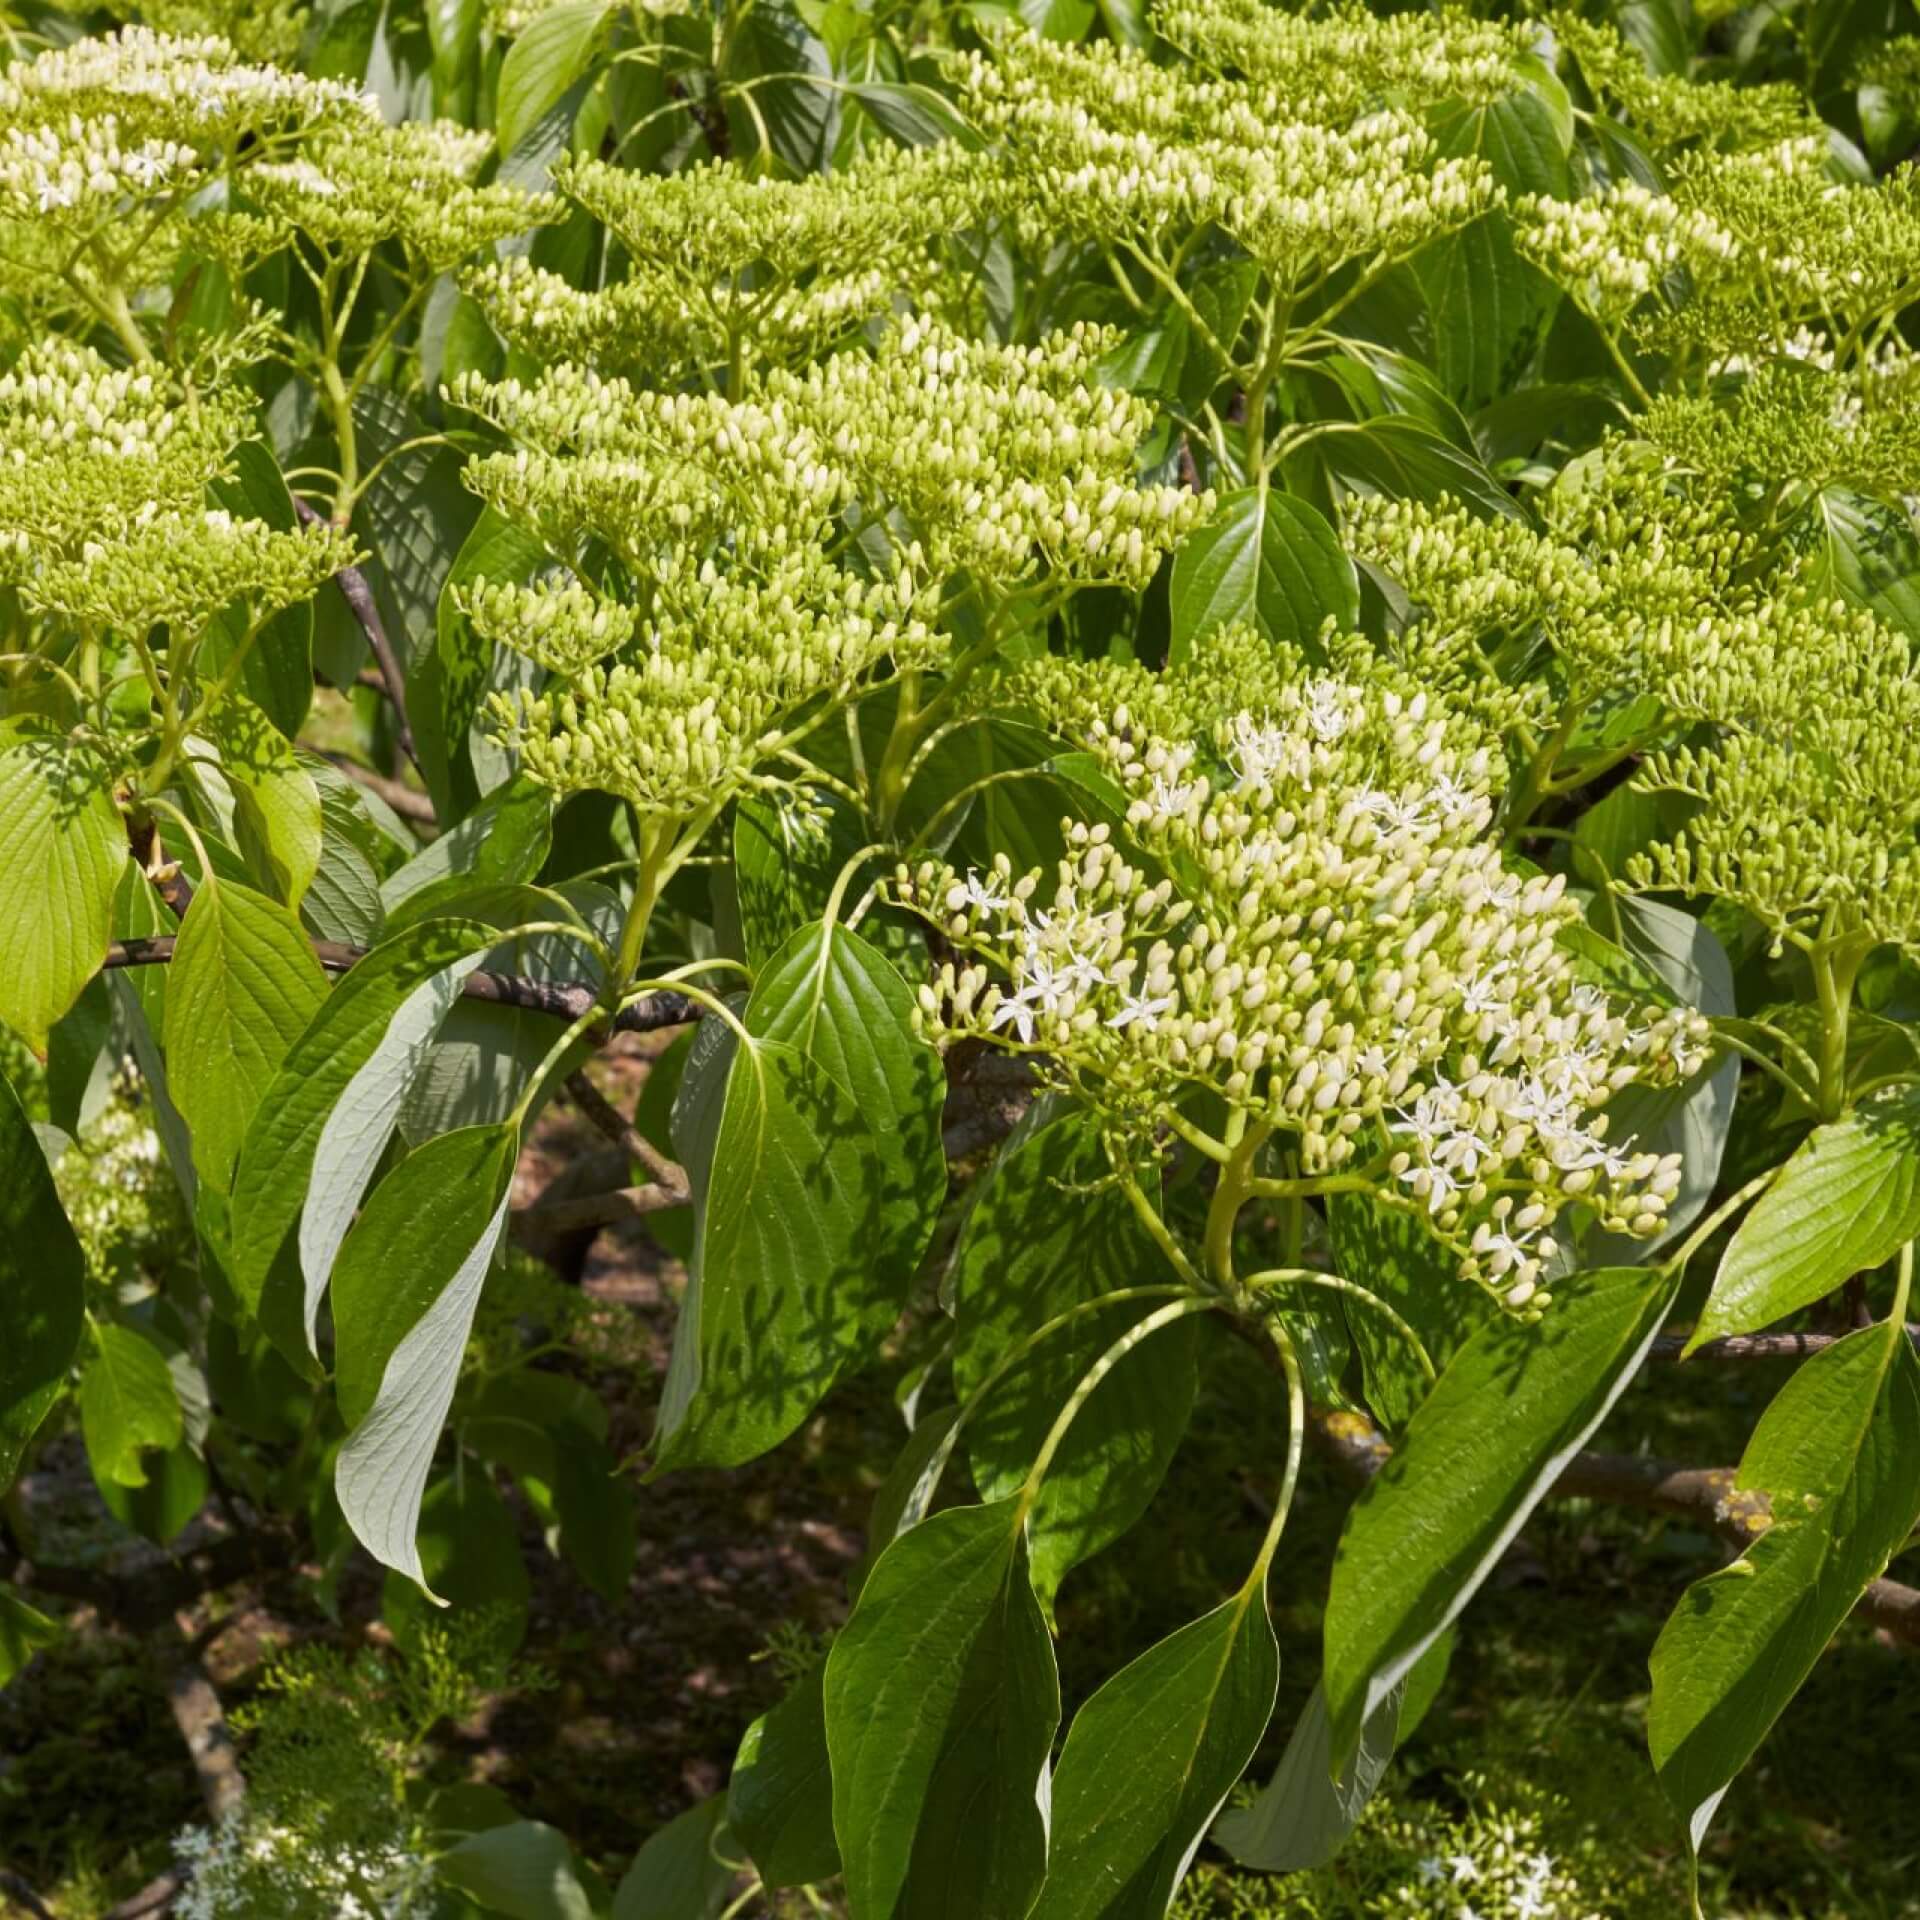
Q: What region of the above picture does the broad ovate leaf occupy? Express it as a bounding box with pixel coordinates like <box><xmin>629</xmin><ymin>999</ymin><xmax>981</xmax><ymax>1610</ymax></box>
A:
<box><xmin>496</xmin><ymin>0</ymin><xmax>610</xmax><ymax>153</ymax></box>
<box><xmin>163</xmin><ymin>877</ymin><xmax>329</xmax><ymax>1190</ymax></box>
<box><xmin>1032</xmin><ymin>1587</ymin><xmax>1279</xmax><ymax>1919</ymax></box>
<box><xmin>78</xmin><ymin>1323</ymin><xmax>183</xmax><ymax>1489</ymax></box>
<box><xmin>651</xmin><ymin>920</ymin><xmax>944</xmax><ymax>1472</ymax></box>
<box><xmin>204</xmin><ymin>695</ymin><xmax>322</xmax><ymax>909</ymax></box>
<box><xmin>0</xmin><ymin>1067</ymin><xmax>85</xmax><ymax>1487</ymax></box>
<box><xmin>437</xmin><ymin>1820</ymin><xmax>596</xmax><ymax>1920</ymax></box>
<box><xmin>727</xmin><ymin>1662</ymin><xmax>839</xmax><ymax>1890</ymax></box>
<box><xmin>1649</xmin><ymin>1316</ymin><xmax>1920</xmax><ymax>1851</ymax></box>
<box><xmin>823</xmin><ymin>1498</ymin><xmax>1059</xmax><ymax>1920</ymax></box>
<box><xmin>1324</xmin><ymin>1264</ymin><xmax>1676</xmax><ymax>1763</ymax></box>
<box><xmin>1691</xmin><ymin>1086</ymin><xmax>1920</xmax><ymax>1349</ymax></box>
<box><xmin>0</xmin><ymin>737</ymin><xmax>126</xmax><ymax>1055</ymax></box>
<box><xmin>1168</xmin><ymin>486</ymin><xmax>1356</xmax><ymax>663</ymax></box>
<box><xmin>332</xmin><ymin>1123</ymin><xmax>518</xmax><ymax>1589</ymax></box>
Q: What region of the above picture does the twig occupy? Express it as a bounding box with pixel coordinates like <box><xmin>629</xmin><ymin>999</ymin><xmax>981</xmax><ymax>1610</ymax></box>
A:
<box><xmin>564</xmin><ymin>1069</ymin><xmax>688</xmax><ymax>1196</ymax></box>
<box><xmin>126</xmin><ymin>814</ymin><xmax>194</xmax><ymax>920</ymax></box>
<box><xmin>1307</xmin><ymin>1408</ymin><xmax>1920</xmax><ymax>1649</ymax></box>
<box><xmin>103</xmin><ymin>1871</ymin><xmax>186</xmax><ymax>1919</ymax></box>
<box><xmin>1</xmin><ymin>1870</ymin><xmax>57</xmax><ymax>1919</ymax></box>
<box><xmin>321</xmin><ymin>752</ymin><xmax>437</xmax><ymax>826</ymax></box>
<box><xmin>1650</xmin><ymin>1325</ymin><xmax>1920</xmax><ymax>1362</ymax></box>
<box><xmin>293</xmin><ymin>495</ymin><xmax>418</xmax><ymax>771</ymax></box>
<box><xmin>100</xmin><ymin>937</ymin><xmax>700</xmax><ymax>1040</ymax></box>
<box><xmin>509</xmin><ymin>1182</ymin><xmax>689</xmax><ymax>1241</ymax></box>
<box><xmin>166</xmin><ymin>1638</ymin><xmax>245</xmax><ymax>1821</ymax></box>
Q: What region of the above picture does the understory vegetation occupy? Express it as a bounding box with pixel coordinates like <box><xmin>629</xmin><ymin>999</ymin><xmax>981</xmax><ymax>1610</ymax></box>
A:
<box><xmin>4</xmin><ymin>0</ymin><xmax>1920</xmax><ymax>1915</ymax></box>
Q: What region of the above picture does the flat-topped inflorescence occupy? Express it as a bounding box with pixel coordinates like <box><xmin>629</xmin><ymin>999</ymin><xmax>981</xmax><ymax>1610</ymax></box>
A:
<box><xmin>468</xmin><ymin>146</ymin><xmax>997</xmax><ymax>384</ymax></box>
<box><xmin>899</xmin><ymin>633</ymin><xmax>1706</xmax><ymax>1306</ymax></box>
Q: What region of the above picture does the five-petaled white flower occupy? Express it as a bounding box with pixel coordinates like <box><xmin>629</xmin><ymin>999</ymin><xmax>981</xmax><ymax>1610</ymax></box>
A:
<box><xmin>1108</xmin><ymin>990</ymin><xmax>1173</xmax><ymax>1032</ymax></box>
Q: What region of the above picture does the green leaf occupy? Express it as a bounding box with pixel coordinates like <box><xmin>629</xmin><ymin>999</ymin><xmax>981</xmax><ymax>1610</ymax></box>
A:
<box><xmin>727</xmin><ymin>1662</ymin><xmax>839</xmax><ymax>1890</ymax></box>
<box><xmin>0</xmin><ymin>738</ymin><xmax>126</xmax><ymax>1055</ymax></box>
<box><xmin>850</xmin><ymin>80</ymin><xmax>980</xmax><ymax>147</ymax></box>
<box><xmin>1323</xmin><ymin>1264</ymin><xmax>1677</xmax><ymax>1763</ymax></box>
<box><xmin>1214</xmin><ymin>1678</ymin><xmax>1400</xmax><ymax>1872</ymax></box>
<box><xmin>1581</xmin><ymin>897</ymin><xmax>1737</xmax><ymax>1267</ymax></box>
<box><xmin>439</xmin><ymin>1821</ymin><xmax>596</xmax><ymax>1920</ymax></box>
<box><xmin>422</xmin><ymin>507</ymin><xmax>550</xmax><ymax>823</ymax></box>
<box><xmin>207</xmin><ymin>440</ymin><xmax>314</xmax><ymax>737</ymax></box>
<box><xmin>0</xmin><ymin>1068</ymin><xmax>85</xmax><ymax>1488</ymax></box>
<box><xmin>205</xmin><ymin>696</ymin><xmax>322</xmax><ymax>909</ymax></box>
<box><xmin>1318</xmin><ymin>414</ymin><xmax>1524</xmax><ymax>523</ymax></box>
<box><xmin>953</xmin><ymin>1111</ymin><xmax>1197</xmax><ymax>1613</ymax></box>
<box><xmin>1168</xmin><ymin>487</ymin><xmax>1357</xmax><ymax>664</ymax></box>
<box><xmin>332</xmin><ymin>1123</ymin><xmax>518</xmax><ymax>1588</ymax></box>
<box><xmin>497</xmin><ymin>0</ymin><xmax>610</xmax><ymax>153</ymax></box>
<box><xmin>78</xmin><ymin>1324</ymin><xmax>182</xmax><ymax>1490</ymax></box>
<box><xmin>823</xmin><ymin>1498</ymin><xmax>1059</xmax><ymax>1920</ymax></box>
<box><xmin>1416</xmin><ymin>214</ymin><xmax>1558</xmax><ymax>414</ymax></box>
<box><xmin>1033</xmin><ymin>1588</ymin><xmax>1279</xmax><ymax>1919</ymax></box>
<box><xmin>1327</xmin><ymin>1191</ymin><xmax>1490</xmax><ymax>1430</ymax></box>
<box><xmin>163</xmin><ymin>877</ymin><xmax>329</xmax><ymax>1190</ymax></box>
<box><xmin>0</xmin><ymin>1586</ymin><xmax>61</xmax><ymax>1688</ymax></box>
<box><xmin>733</xmin><ymin>790</ymin><xmax>863</xmax><ymax>972</ymax></box>
<box><xmin>228</xmin><ymin>918</ymin><xmax>497</xmax><ymax>1332</ymax></box>
<box><xmin>1429</xmin><ymin>73</ymin><xmax>1571</xmax><ymax>199</ymax></box>
<box><xmin>1692</xmin><ymin>1088</ymin><xmax>1920</xmax><ymax>1349</ymax></box>
<box><xmin>382</xmin><ymin>1465</ymin><xmax>532</xmax><ymax>1654</ymax></box>
<box><xmin>44</xmin><ymin>974</ymin><xmax>111</xmax><ymax>1142</ymax></box>
<box><xmin>379</xmin><ymin>776</ymin><xmax>553</xmax><ymax>923</ymax></box>
<box><xmin>1649</xmin><ymin>1318</ymin><xmax>1920</xmax><ymax>1851</ymax></box>
<box><xmin>653</xmin><ymin>920</ymin><xmax>945</xmax><ymax>1471</ymax></box>
<box><xmin>1806</xmin><ymin>486</ymin><xmax>1920</xmax><ymax>640</ymax></box>
<box><xmin>611</xmin><ymin>1796</ymin><xmax>738</xmax><ymax>1920</ymax></box>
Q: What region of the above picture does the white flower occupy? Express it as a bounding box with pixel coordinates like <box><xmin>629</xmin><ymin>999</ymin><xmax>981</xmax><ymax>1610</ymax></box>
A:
<box><xmin>957</xmin><ymin>868</ymin><xmax>1012</xmax><ymax>913</ymax></box>
<box><xmin>1459</xmin><ymin>964</ymin><xmax>1510</xmax><ymax>1017</ymax></box>
<box><xmin>988</xmin><ymin>986</ymin><xmax>1040</xmax><ymax>1043</ymax></box>
<box><xmin>1448</xmin><ymin>1852</ymin><xmax>1480</xmax><ymax>1884</ymax></box>
<box><xmin>1417</xmin><ymin>1855</ymin><xmax>1446</xmax><ymax>1885</ymax></box>
<box><xmin>1146</xmin><ymin>771</ymin><xmax>1197</xmax><ymax>819</ymax></box>
<box><xmin>1305</xmin><ymin>677</ymin><xmax>1351</xmax><ymax>740</ymax></box>
<box><xmin>1108</xmin><ymin>989</ymin><xmax>1173</xmax><ymax>1031</ymax></box>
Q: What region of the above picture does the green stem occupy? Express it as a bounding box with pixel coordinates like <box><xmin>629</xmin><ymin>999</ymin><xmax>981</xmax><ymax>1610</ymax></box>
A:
<box><xmin>1247</xmin><ymin>1319</ymin><xmax>1305</xmax><ymax>1584</ymax></box>
<box><xmin>1246</xmin><ymin>1267</ymin><xmax>1435</xmax><ymax>1383</ymax></box>
<box><xmin>1205</xmin><ymin>1120</ymin><xmax>1271</xmax><ymax>1294</ymax></box>
<box><xmin>1017</xmin><ymin>1297</ymin><xmax>1222</xmax><ymax>1514</ymax></box>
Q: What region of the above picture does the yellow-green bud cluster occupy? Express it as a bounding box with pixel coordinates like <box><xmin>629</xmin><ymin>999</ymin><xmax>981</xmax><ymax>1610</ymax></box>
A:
<box><xmin>1156</xmin><ymin>0</ymin><xmax>1535</xmax><ymax>118</ymax></box>
<box><xmin>487</xmin><ymin>547</ymin><xmax>940</xmax><ymax>816</ymax></box>
<box><xmin>470</xmin><ymin>147</ymin><xmax>999</xmax><ymax>382</ymax></box>
<box><xmin>1554</xmin><ymin>13</ymin><xmax>1814</xmax><ymax>154</ymax></box>
<box><xmin>952</xmin><ymin>28</ymin><xmax>1498</xmax><ymax>291</ymax></box>
<box><xmin>901</xmin><ymin>672</ymin><xmax>1705</xmax><ymax>1301</ymax></box>
<box><xmin>229</xmin><ymin>120</ymin><xmax>557</xmax><ymax>271</ymax></box>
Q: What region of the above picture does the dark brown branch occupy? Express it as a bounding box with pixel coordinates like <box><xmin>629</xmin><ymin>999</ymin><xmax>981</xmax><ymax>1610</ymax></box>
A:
<box><xmin>294</xmin><ymin>495</ymin><xmax>418</xmax><ymax>771</ymax></box>
<box><xmin>565</xmin><ymin>1069</ymin><xmax>687</xmax><ymax>1196</ymax></box>
<box><xmin>126</xmin><ymin>813</ymin><xmax>194</xmax><ymax>919</ymax></box>
<box><xmin>1308</xmin><ymin>1408</ymin><xmax>1920</xmax><ymax>1649</ymax></box>
<box><xmin>321</xmin><ymin>751</ymin><xmax>437</xmax><ymax>826</ymax></box>
<box><xmin>101</xmin><ymin>937</ymin><xmax>700</xmax><ymax>1040</ymax></box>
<box><xmin>1650</xmin><ymin>1325</ymin><xmax>1920</xmax><ymax>1362</ymax></box>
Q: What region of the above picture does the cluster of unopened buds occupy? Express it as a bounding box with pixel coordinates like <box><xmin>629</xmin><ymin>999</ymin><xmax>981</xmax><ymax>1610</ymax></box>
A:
<box><xmin>901</xmin><ymin>682</ymin><xmax>1707</xmax><ymax>1308</ymax></box>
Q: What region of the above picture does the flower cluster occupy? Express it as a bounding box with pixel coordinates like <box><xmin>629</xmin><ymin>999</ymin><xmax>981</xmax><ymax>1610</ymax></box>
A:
<box><xmin>174</xmin><ymin>1815</ymin><xmax>436</xmax><ymax>1920</ymax></box>
<box><xmin>453</xmin><ymin>317</ymin><xmax>1201</xmax><ymax>816</ymax></box>
<box><xmin>1628</xmin><ymin>591</ymin><xmax>1920</xmax><ymax>954</ymax></box>
<box><xmin>901</xmin><ymin>639</ymin><xmax>1705</xmax><ymax>1303</ymax></box>
<box><xmin>221</xmin><ymin>119</ymin><xmax>557</xmax><ymax>272</ymax></box>
<box><xmin>1157</xmin><ymin>0</ymin><xmax>1536</xmax><ymax>117</ymax></box>
<box><xmin>0</xmin><ymin>25</ymin><xmax>367</xmax><ymax>231</ymax></box>
<box><xmin>0</xmin><ymin>342</ymin><xmax>352</xmax><ymax>634</ymax></box>
<box><xmin>1554</xmin><ymin>13</ymin><xmax>1813</xmax><ymax>155</ymax></box>
<box><xmin>950</xmin><ymin>26</ymin><xmax>1499</xmax><ymax>293</ymax></box>
<box><xmin>471</xmin><ymin>147</ymin><xmax>997</xmax><ymax>382</ymax></box>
